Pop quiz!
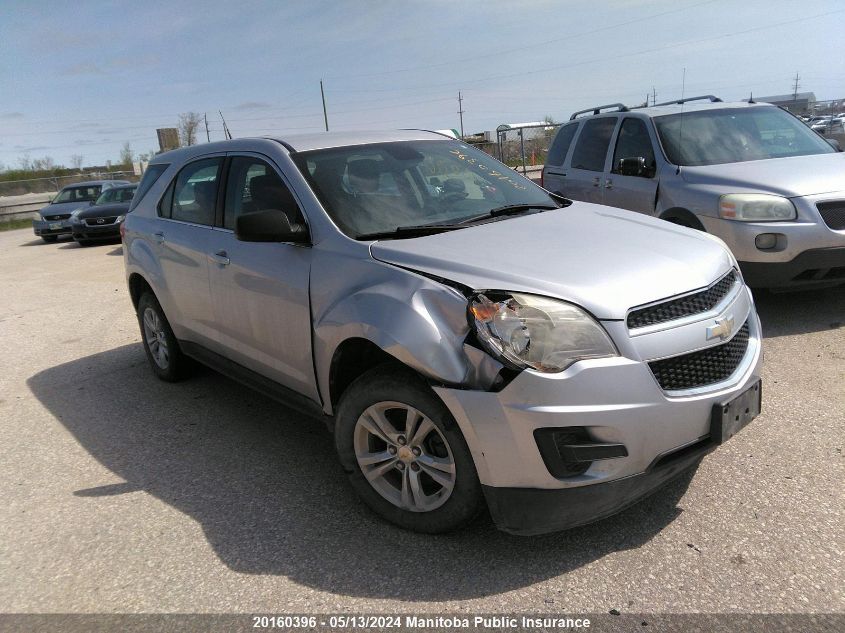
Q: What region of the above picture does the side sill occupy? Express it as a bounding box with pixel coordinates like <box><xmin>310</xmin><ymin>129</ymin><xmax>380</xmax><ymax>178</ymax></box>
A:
<box><xmin>179</xmin><ymin>340</ymin><xmax>330</xmax><ymax>425</ymax></box>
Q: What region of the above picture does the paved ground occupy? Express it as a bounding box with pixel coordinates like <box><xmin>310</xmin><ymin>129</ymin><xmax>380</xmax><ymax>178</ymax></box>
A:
<box><xmin>0</xmin><ymin>228</ymin><xmax>842</xmax><ymax>614</ymax></box>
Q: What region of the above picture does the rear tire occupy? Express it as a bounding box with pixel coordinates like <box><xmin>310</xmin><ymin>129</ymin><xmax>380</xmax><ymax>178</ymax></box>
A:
<box><xmin>137</xmin><ymin>292</ymin><xmax>192</xmax><ymax>382</ymax></box>
<box><xmin>335</xmin><ymin>365</ymin><xmax>484</xmax><ymax>533</ymax></box>
<box><xmin>76</xmin><ymin>239</ymin><xmax>92</xmax><ymax>247</ymax></box>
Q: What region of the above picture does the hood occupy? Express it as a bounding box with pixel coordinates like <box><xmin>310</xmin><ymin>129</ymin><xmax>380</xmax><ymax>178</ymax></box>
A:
<box><xmin>370</xmin><ymin>204</ymin><xmax>734</xmax><ymax>320</ymax></box>
<box><xmin>39</xmin><ymin>201</ymin><xmax>91</xmax><ymax>216</ymax></box>
<box><xmin>74</xmin><ymin>202</ymin><xmax>131</xmax><ymax>219</ymax></box>
<box><xmin>680</xmin><ymin>152</ymin><xmax>845</xmax><ymax>198</ymax></box>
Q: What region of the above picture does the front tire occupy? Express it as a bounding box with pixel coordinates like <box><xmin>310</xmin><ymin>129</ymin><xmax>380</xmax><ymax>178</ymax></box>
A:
<box><xmin>137</xmin><ymin>292</ymin><xmax>192</xmax><ymax>382</ymax></box>
<box><xmin>335</xmin><ymin>365</ymin><xmax>484</xmax><ymax>533</ymax></box>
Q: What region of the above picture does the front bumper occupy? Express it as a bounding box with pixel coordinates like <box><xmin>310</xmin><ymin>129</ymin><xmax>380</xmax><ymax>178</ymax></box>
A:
<box><xmin>483</xmin><ymin>437</ymin><xmax>712</xmax><ymax>535</ymax></box>
<box><xmin>72</xmin><ymin>221</ymin><xmax>122</xmax><ymax>241</ymax></box>
<box><xmin>698</xmin><ymin>193</ymin><xmax>845</xmax><ymax>288</ymax></box>
<box><xmin>434</xmin><ymin>285</ymin><xmax>762</xmax><ymax>534</ymax></box>
<box><xmin>32</xmin><ymin>218</ymin><xmax>72</xmax><ymax>237</ymax></box>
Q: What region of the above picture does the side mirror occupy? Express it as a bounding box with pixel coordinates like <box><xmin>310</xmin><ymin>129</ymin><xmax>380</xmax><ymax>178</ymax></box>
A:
<box><xmin>617</xmin><ymin>156</ymin><xmax>652</xmax><ymax>177</ymax></box>
<box><xmin>826</xmin><ymin>138</ymin><xmax>842</xmax><ymax>152</ymax></box>
<box><xmin>235</xmin><ymin>208</ymin><xmax>309</xmax><ymax>243</ymax></box>
<box><xmin>89</xmin><ymin>200</ymin><xmax>96</xmax><ymax>206</ymax></box>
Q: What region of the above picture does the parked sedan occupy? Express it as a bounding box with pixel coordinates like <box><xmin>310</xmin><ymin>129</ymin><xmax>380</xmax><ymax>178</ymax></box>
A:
<box><xmin>33</xmin><ymin>180</ymin><xmax>130</xmax><ymax>242</ymax></box>
<box><xmin>71</xmin><ymin>183</ymin><xmax>137</xmax><ymax>245</ymax></box>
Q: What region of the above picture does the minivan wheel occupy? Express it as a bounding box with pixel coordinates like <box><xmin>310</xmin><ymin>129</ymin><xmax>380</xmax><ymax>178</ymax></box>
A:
<box><xmin>137</xmin><ymin>292</ymin><xmax>191</xmax><ymax>382</ymax></box>
<box><xmin>335</xmin><ymin>365</ymin><xmax>483</xmax><ymax>533</ymax></box>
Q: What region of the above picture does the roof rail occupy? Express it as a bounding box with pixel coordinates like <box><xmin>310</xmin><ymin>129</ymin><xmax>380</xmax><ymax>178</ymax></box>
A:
<box><xmin>569</xmin><ymin>103</ymin><xmax>629</xmax><ymax>120</ymax></box>
<box><xmin>652</xmin><ymin>95</ymin><xmax>723</xmax><ymax>107</ymax></box>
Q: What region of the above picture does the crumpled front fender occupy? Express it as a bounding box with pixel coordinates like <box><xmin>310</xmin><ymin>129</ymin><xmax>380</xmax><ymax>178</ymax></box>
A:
<box><xmin>311</xmin><ymin>251</ymin><xmax>502</xmax><ymax>414</ymax></box>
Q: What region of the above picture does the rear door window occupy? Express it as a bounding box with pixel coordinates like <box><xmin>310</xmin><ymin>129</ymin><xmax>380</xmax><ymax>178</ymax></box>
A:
<box><xmin>163</xmin><ymin>158</ymin><xmax>222</xmax><ymax>225</ymax></box>
<box><xmin>546</xmin><ymin>122</ymin><xmax>579</xmax><ymax>166</ymax></box>
<box><xmin>571</xmin><ymin>117</ymin><xmax>618</xmax><ymax>171</ymax></box>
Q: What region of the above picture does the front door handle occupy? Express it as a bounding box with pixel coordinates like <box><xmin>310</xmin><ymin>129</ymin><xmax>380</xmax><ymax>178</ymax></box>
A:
<box><xmin>153</xmin><ymin>231</ymin><xmax>165</xmax><ymax>244</ymax></box>
<box><xmin>605</xmin><ymin>179</ymin><xmax>613</xmax><ymax>189</ymax></box>
<box><xmin>592</xmin><ymin>177</ymin><xmax>601</xmax><ymax>187</ymax></box>
<box><xmin>209</xmin><ymin>249</ymin><xmax>230</xmax><ymax>266</ymax></box>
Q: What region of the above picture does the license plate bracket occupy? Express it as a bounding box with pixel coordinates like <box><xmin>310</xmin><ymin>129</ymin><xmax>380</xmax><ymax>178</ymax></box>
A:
<box><xmin>49</xmin><ymin>223</ymin><xmax>62</xmax><ymax>230</ymax></box>
<box><xmin>710</xmin><ymin>380</ymin><xmax>762</xmax><ymax>444</ymax></box>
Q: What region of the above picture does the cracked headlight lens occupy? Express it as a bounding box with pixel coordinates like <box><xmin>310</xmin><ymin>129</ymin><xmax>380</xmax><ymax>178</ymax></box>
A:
<box><xmin>469</xmin><ymin>293</ymin><xmax>617</xmax><ymax>373</ymax></box>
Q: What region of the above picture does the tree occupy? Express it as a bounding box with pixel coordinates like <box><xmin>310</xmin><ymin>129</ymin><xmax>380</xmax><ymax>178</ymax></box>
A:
<box><xmin>178</xmin><ymin>112</ymin><xmax>202</xmax><ymax>147</ymax></box>
<box><xmin>70</xmin><ymin>154</ymin><xmax>84</xmax><ymax>171</ymax></box>
<box><xmin>18</xmin><ymin>154</ymin><xmax>32</xmax><ymax>171</ymax></box>
<box><xmin>119</xmin><ymin>142</ymin><xmax>134</xmax><ymax>167</ymax></box>
<box><xmin>32</xmin><ymin>156</ymin><xmax>56</xmax><ymax>171</ymax></box>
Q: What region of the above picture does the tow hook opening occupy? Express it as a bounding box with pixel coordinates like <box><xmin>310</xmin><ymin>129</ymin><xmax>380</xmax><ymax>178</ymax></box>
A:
<box><xmin>534</xmin><ymin>427</ymin><xmax>628</xmax><ymax>478</ymax></box>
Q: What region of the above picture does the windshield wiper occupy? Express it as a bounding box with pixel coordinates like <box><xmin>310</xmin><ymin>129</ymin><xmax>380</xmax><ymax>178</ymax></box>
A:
<box><xmin>356</xmin><ymin>223</ymin><xmax>468</xmax><ymax>241</ymax></box>
<box><xmin>454</xmin><ymin>203</ymin><xmax>560</xmax><ymax>225</ymax></box>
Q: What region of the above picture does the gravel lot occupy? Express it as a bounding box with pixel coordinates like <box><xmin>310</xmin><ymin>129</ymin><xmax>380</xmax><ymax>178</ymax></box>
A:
<box><xmin>0</xmin><ymin>228</ymin><xmax>842</xmax><ymax>615</ymax></box>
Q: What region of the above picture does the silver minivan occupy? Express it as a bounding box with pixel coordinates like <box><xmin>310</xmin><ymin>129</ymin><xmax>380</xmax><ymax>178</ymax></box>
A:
<box><xmin>542</xmin><ymin>97</ymin><xmax>845</xmax><ymax>288</ymax></box>
<box><xmin>123</xmin><ymin>131</ymin><xmax>762</xmax><ymax>535</ymax></box>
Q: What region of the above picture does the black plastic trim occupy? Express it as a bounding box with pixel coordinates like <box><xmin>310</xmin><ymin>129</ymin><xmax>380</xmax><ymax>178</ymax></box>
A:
<box><xmin>483</xmin><ymin>439</ymin><xmax>714</xmax><ymax>535</ymax></box>
<box><xmin>179</xmin><ymin>340</ymin><xmax>327</xmax><ymax>422</ymax></box>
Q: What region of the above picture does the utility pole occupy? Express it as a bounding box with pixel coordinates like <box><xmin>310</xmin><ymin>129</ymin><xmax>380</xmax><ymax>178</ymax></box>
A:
<box><xmin>320</xmin><ymin>80</ymin><xmax>329</xmax><ymax>132</ymax></box>
<box><xmin>457</xmin><ymin>91</ymin><xmax>465</xmax><ymax>139</ymax></box>
<box><xmin>204</xmin><ymin>113</ymin><xmax>211</xmax><ymax>143</ymax></box>
<box><xmin>792</xmin><ymin>72</ymin><xmax>800</xmax><ymax>101</ymax></box>
<box><xmin>219</xmin><ymin>111</ymin><xmax>232</xmax><ymax>140</ymax></box>
<box><xmin>651</xmin><ymin>86</ymin><xmax>657</xmax><ymax>106</ymax></box>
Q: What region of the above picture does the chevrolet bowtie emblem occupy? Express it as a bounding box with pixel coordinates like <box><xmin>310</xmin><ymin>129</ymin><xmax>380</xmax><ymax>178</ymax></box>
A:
<box><xmin>706</xmin><ymin>315</ymin><xmax>735</xmax><ymax>341</ymax></box>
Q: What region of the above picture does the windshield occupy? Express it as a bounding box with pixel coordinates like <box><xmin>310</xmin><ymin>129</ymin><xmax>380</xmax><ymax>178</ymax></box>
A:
<box><xmin>293</xmin><ymin>140</ymin><xmax>555</xmax><ymax>238</ymax></box>
<box><xmin>654</xmin><ymin>106</ymin><xmax>835</xmax><ymax>166</ymax></box>
<box><xmin>53</xmin><ymin>185</ymin><xmax>101</xmax><ymax>204</ymax></box>
<box><xmin>95</xmin><ymin>186</ymin><xmax>137</xmax><ymax>205</ymax></box>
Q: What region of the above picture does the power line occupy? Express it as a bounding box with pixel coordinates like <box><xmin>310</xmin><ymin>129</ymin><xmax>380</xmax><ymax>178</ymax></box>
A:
<box><xmin>327</xmin><ymin>0</ymin><xmax>723</xmax><ymax>81</ymax></box>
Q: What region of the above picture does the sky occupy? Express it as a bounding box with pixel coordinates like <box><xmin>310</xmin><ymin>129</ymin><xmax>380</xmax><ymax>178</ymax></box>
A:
<box><xmin>2</xmin><ymin>0</ymin><xmax>844</xmax><ymax>168</ymax></box>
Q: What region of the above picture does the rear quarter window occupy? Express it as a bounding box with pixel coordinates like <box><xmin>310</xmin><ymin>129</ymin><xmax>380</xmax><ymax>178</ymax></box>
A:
<box><xmin>546</xmin><ymin>122</ymin><xmax>579</xmax><ymax>166</ymax></box>
<box><xmin>129</xmin><ymin>164</ymin><xmax>169</xmax><ymax>212</ymax></box>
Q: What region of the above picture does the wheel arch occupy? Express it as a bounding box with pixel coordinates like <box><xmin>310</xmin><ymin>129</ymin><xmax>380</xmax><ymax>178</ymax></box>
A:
<box><xmin>659</xmin><ymin>207</ymin><xmax>706</xmax><ymax>231</ymax></box>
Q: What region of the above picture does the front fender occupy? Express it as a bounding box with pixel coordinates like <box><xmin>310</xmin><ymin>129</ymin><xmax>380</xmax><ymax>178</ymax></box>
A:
<box><xmin>311</xmin><ymin>252</ymin><xmax>501</xmax><ymax>414</ymax></box>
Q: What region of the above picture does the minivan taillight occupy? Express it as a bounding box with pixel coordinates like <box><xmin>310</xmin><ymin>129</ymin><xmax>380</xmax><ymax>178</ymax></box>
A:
<box><xmin>540</xmin><ymin>168</ymin><xmax>544</xmax><ymax>189</ymax></box>
<box><xmin>120</xmin><ymin>222</ymin><xmax>126</xmax><ymax>241</ymax></box>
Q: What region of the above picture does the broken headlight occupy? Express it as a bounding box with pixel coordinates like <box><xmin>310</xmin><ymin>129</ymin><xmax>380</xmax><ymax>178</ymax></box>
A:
<box><xmin>469</xmin><ymin>293</ymin><xmax>617</xmax><ymax>373</ymax></box>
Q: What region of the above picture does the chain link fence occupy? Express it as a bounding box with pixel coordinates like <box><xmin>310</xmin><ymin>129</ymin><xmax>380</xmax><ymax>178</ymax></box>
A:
<box><xmin>468</xmin><ymin>123</ymin><xmax>561</xmax><ymax>178</ymax></box>
<box><xmin>0</xmin><ymin>171</ymin><xmax>137</xmax><ymax>198</ymax></box>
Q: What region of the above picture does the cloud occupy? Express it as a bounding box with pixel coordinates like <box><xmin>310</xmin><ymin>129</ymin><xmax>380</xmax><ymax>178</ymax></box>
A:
<box><xmin>1</xmin><ymin>112</ymin><xmax>25</xmax><ymax>119</ymax></box>
<box><xmin>234</xmin><ymin>101</ymin><xmax>272</xmax><ymax>111</ymax></box>
<box><xmin>62</xmin><ymin>63</ymin><xmax>106</xmax><ymax>76</ymax></box>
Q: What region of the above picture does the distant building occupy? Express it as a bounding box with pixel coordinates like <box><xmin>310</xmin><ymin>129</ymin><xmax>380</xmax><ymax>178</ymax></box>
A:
<box><xmin>751</xmin><ymin>92</ymin><xmax>816</xmax><ymax>114</ymax></box>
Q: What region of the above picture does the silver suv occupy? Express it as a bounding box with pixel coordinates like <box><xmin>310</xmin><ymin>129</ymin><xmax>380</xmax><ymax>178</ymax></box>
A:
<box><xmin>542</xmin><ymin>96</ymin><xmax>845</xmax><ymax>288</ymax></box>
<box><xmin>123</xmin><ymin>131</ymin><xmax>762</xmax><ymax>535</ymax></box>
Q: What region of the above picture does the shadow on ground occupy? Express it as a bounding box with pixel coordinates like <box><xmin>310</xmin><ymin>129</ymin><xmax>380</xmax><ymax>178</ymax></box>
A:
<box><xmin>29</xmin><ymin>344</ymin><xmax>697</xmax><ymax>601</ymax></box>
<box><xmin>752</xmin><ymin>285</ymin><xmax>845</xmax><ymax>338</ymax></box>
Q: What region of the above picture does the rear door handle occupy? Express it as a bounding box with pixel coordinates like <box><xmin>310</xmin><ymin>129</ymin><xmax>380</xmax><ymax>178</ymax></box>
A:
<box><xmin>592</xmin><ymin>177</ymin><xmax>601</xmax><ymax>187</ymax></box>
<box><xmin>605</xmin><ymin>179</ymin><xmax>613</xmax><ymax>189</ymax></box>
<box><xmin>209</xmin><ymin>249</ymin><xmax>230</xmax><ymax>266</ymax></box>
<box><xmin>153</xmin><ymin>231</ymin><xmax>165</xmax><ymax>244</ymax></box>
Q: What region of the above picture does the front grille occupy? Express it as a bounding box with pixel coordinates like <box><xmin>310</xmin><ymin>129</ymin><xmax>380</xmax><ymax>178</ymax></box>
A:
<box><xmin>649</xmin><ymin>320</ymin><xmax>750</xmax><ymax>391</ymax></box>
<box><xmin>85</xmin><ymin>217</ymin><xmax>117</xmax><ymax>226</ymax></box>
<box><xmin>627</xmin><ymin>270</ymin><xmax>737</xmax><ymax>329</ymax></box>
<box><xmin>817</xmin><ymin>201</ymin><xmax>845</xmax><ymax>230</ymax></box>
<box><xmin>45</xmin><ymin>214</ymin><xmax>70</xmax><ymax>221</ymax></box>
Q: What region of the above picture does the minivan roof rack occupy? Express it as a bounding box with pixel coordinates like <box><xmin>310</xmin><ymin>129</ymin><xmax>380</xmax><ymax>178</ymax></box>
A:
<box><xmin>652</xmin><ymin>95</ymin><xmax>722</xmax><ymax>107</ymax></box>
<box><xmin>569</xmin><ymin>103</ymin><xmax>629</xmax><ymax>120</ymax></box>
